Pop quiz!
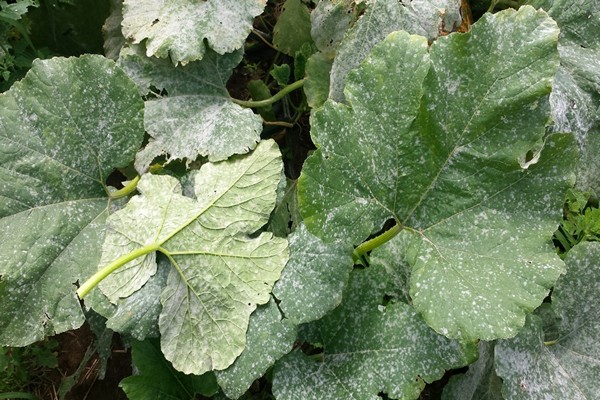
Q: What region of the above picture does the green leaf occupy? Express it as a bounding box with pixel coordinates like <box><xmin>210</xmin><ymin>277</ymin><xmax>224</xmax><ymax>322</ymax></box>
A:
<box><xmin>121</xmin><ymin>0</ymin><xmax>266</xmax><ymax>65</ymax></box>
<box><xmin>117</xmin><ymin>45</ymin><xmax>262</xmax><ymax>171</ymax></box>
<box><xmin>328</xmin><ymin>0</ymin><xmax>462</xmax><ymax>102</ymax></box>
<box><xmin>95</xmin><ymin>140</ymin><xmax>289</xmax><ymax>375</ymax></box>
<box><xmin>215</xmin><ymin>298</ymin><xmax>296</xmax><ymax>399</ymax></box>
<box><xmin>273</xmin><ymin>0</ymin><xmax>313</xmax><ymax>57</ymax></box>
<box><xmin>442</xmin><ymin>341</ymin><xmax>504</xmax><ymax>400</ymax></box>
<box><xmin>495</xmin><ymin>241</ymin><xmax>600</xmax><ymax>399</ymax></box>
<box><xmin>0</xmin><ymin>55</ymin><xmax>144</xmax><ymax>346</ymax></box>
<box><xmin>120</xmin><ymin>339</ymin><xmax>219</xmax><ymax>400</ymax></box>
<box><xmin>299</xmin><ymin>8</ymin><xmax>576</xmax><ymax>341</ymax></box>
<box><xmin>272</xmin><ymin>223</ymin><xmax>354</xmax><ymax>324</ymax></box>
<box><xmin>304</xmin><ymin>52</ymin><xmax>332</xmax><ymax>109</ymax></box>
<box><xmin>270</xmin><ymin>64</ymin><xmax>290</xmax><ymax>86</ymax></box>
<box><xmin>272</xmin><ymin>265</ymin><xmax>477</xmax><ymax>400</ymax></box>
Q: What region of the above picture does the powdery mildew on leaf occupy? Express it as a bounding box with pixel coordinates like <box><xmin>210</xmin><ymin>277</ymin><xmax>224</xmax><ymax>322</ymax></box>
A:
<box><xmin>272</xmin><ymin>223</ymin><xmax>354</xmax><ymax>324</ymax></box>
<box><xmin>97</xmin><ymin>140</ymin><xmax>289</xmax><ymax>375</ymax></box>
<box><xmin>528</xmin><ymin>0</ymin><xmax>600</xmax><ymax>193</ymax></box>
<box><xmin>121</xmin><ymin>0</ymin><xmax>266</xmax><ymax>65</ymax></box>
<box><xmin>272</xmin><ymin>265</ymin><xmax>476</xmax><ymax>400</ymax></box>
<box><xmin>215</xmin><ymin>298</ymin><xmax>296</xmax><ymax>399</ymax></box>
<box><xmin>299</xmin><ymin>8</ymin><xmax>576</xmax><ymax>341</ymax></box>
<box><xmin>495</xmin><ymin>242</ymin><xmax>600</xmax><ymax>399</ymax></box>
<box><xmin>118</xmin><ymin>45</ymin><xmax>262</xmax><ymax>172</ymax></box>
<box><xmin>329</xmin><ymin>0</ymin><xmax>462</xmax><ymax>102</ymax></box>
<box><xmin>0</xmin><ymin>55</ymin><xmax>144</xmax><ymax>346</ymax></box>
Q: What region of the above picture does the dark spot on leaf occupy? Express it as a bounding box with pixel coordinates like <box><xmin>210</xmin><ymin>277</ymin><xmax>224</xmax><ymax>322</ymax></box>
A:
<box><xmin>151</xmin><ymin>18</ymin><xmax>159</xmax><ymax>26</ymax></box>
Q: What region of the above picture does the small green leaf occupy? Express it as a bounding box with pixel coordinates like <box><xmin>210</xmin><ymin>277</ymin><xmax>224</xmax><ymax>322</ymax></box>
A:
<box><xmin>270</xmin><ymin>64</ymin><xmax>291</xmax><ymax>86</ymax></box>
<box><xmin>304</xmin><ymin>52</ymin><xmax>332</xmax><ymax>109</ymax></box>
<box><xmin>120</xmin><ymin>339</ymin><xmax>219</xmax><ymax>400</ymax></box>
<box><xmin>121</xmin><ymin>0</ymin><xmax>266</xmax><ymax>65</ymax></box>
<box><xmin>215</xmin><ymin>298</ymin><xmax>296</xmax><ymax>399</ymax></box>
<box><xmin>272</xmin><ymin>265</ymin><xmax>477</xmax><ymax>400</ymax></box>
<box><xmin>0</xmin><ymin>55</ymin><xmax>144</xmax><ymax>346</ymax></box>
<box><xmin>118</xmin><ymin>44</ymin><xmax>262</xmax><ymax>171</ymax></box>
<box><xmin>273</xmin><ymin>0</ymin><xmax>313</xmax><ymax>57</ymax></box>
<box><xmin>95</xmin><ymin>140</ymin><xmax>289</xmax><ymax>375</ymax></box>
<box><xmin>495</xmin><ymin>242</ymin><xmax>600</xmax><ymax>399</ymax></box>
<box><xmin>267</xmin><ymin>178</ymin><xmax>302</xmax><ymax>238</ymax></box>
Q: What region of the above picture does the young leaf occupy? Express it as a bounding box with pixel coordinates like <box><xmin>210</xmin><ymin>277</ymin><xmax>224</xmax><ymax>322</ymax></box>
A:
<box><xmin>0</xmin><ymin>55</ymin><xmax>144</xmax><ymax>346</ymax></box>
<box><xmin>215</xmin><ymin>298</ymin><xmax>296</xmax><ymax>399</ymax></box>
<box><xmin>121</xmin><ymin>0</ymin><xmax>266</xmax><ymax>65</ymax></box>
<box><xmin>272</xmin><ymin>265</ymin><xmax>477</xmax><ymax>400</ymax></box>
<box><xmin>495</xmin><ymin>242</ymin><xmax>600</xmax><ymax>399</ymax></box>
<box><xmin>272</xmin><ymin>223</ymin><xmax>354</xmax><ymax>324</ymax></box>
<box><xmin>118</xmin><ymin>45</ymin><xmax>262</xmax><ymax>172</ymax></box>
<box><xmin>328</xmin><ymin>0</ymin><xmax>462</xmax><ymax>102</ymax></box>
<box><xmin>299</xmin><ymin>8</ymin><xmax>576</xmax><ymax>341</ymax></box>
<box><xmin>92</xmin><ymin>140</ymin><xmax>289</xmax><ymax>375</ymax></box>
<box><xmin>120</xmin><ymin>339</ymin><xmax>219</xmax><ymax>400</ymax></box>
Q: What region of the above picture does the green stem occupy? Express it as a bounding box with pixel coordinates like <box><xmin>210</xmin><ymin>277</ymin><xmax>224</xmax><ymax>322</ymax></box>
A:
<box><xmin>231</xmin><ymin>79</ymin><xmax>306</xmax><ymax>108</ymax></box>
<box><xmin>76</xmin><ymin>243</ymin><xmax>159</xmax><ymax>298</ymax></box>
<box><xmin>263</xmin><ymin>119</ymin><xmax>294</xmax><ymax>128</ymax></box>
<box><xmin>0</xmin><ymin>393</ymin><xmax>39</xmax><ymax>400</ymax></box>
<box><xmin>544</xmin><ymin>339</ymin><xmax>558</xmax><ymax>346</ymax></box>
<box><xmin>353</xmin><ymin>223</ymin><xmax>403</xmax><ymax>262</ymax></box>
<box><xmin>109</xmin><ymin>175</ymin><xmax>140</xmax><ymax>199</ymax></box>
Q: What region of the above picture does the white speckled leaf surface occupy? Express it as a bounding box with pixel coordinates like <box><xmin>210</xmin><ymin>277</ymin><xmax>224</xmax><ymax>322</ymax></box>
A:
<box><xmin>495</xmin><ymin>241</ymin><xmax>600</xmax><ymax>399</ymax></box>
<box><xmin>121</xmin><ymin>0</ymin><xmax>266</xmax><ymax>65</ymax></box>
<box><xmin>328</xmin><ymin>0</ymin><xmax>462</xmax><ymax>102</ymax></box>
<box><xmin>97</xmin><ymin>140</ymin><xmax>288</xmax><ymax>375</ymax></box>
<box><xmin>118</xmin><ymin>45</ymin><xmax>262</xmax><ymax>172</ymax></box>
<box><xmin>0</xmin><ymin>55</ymin><xmax>144</xmax><ymax>346</ymax></box>
<box><xmin>299</xmin><ymin>8</ymin><xmax>577</xmax><ymax>341</ymax></box>
<box><xmin>527</xmin><ymin>0</ymin><xmax>600</xmax><ymax>194</ymax></box>
<box><xmin>272</xmin><ymin>223</ymin><xmax>354</xmax><ymax>324</ymax></box>
<box><xmin>215</xmin><ymin>298</ymin><xmax>296</xmax><ymax>399</ymax></box>
<box><xmin>272</xmin><ymin>265</ymin><xmax>477</xmax><ymax>400</ymax></box>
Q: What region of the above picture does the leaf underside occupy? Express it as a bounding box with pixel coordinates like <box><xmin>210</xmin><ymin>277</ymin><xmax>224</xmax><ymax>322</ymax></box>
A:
<box><xmin>97</xmin><ymin>140</ymin><xmax>289</xmax><ymax>375</ymax></box>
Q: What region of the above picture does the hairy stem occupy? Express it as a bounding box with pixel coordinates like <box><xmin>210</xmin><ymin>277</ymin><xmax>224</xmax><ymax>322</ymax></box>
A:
<box><xmin>76</xmin><ymin>243</ymin><xmax>160</xmax><ymax>298</ymax></box>
<box><xmin>109</xmin><ymin>175</ymin><xmax>140</xmax><ymax>199</ymax></box>
<box><xmin>353</xmin><ymin>223</ymin><xmax>403</xmax><ymax>262</ymax></box>
<box><xmin>231</xmin><ymin>79</ymin><xmax>306</xmax><ymax>108</ymax></box>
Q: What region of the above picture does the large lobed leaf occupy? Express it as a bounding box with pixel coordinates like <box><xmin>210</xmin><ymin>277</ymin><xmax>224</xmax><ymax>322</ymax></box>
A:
<box><xmin>121</xmin><ymin>0</ymin><xmax>266</xmax><ymax>65</ymax></box>
<box><xmin>118</xmin><ymin>45</ymin><xmax>262</xmax><ymax>172</ymax></box>
<box><xmin>299</xmin><ymin>7</ymin><xmax>576</xmax><ymax>341</ymax></box>
<box><xmin>97</xmin><ymin>140</ymin><xmax>289</xmax><ymax>375</ymax></box>
<box><xmin>0</xmin><ymin>55</ymin><xmax>144</xmax><ymax>346</ymax></box>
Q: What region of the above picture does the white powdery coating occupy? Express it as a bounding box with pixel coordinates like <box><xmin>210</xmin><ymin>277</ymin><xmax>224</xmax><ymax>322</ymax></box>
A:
<box><xmin>122</xmin><ymin>0</ymin><xmax>266</xmax><ymax>65</ymax></box>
